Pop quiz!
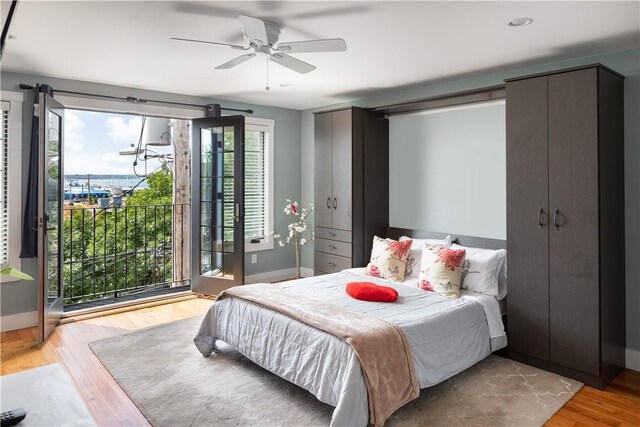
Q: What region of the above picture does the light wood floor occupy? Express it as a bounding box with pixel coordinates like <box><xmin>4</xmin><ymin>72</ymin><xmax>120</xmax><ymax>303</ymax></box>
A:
<box><xmin>1</xmin><ymin>298</ymin><xmax>639</xmax><ymax>427</ymax></box>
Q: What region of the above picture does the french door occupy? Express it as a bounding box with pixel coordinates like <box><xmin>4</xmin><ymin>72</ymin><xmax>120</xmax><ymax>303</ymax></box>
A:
<box><xmin>38</xmin><ymin>93</ymin><xmax>64</xmax><ymax>343</ymax></box>
<box><xmin>191</xmin><ymin>116</ymin><xmax>245</xmax><ymax>295</ymax></box>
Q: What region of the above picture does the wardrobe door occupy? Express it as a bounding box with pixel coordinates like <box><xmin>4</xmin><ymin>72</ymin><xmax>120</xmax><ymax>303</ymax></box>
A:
<box><xmin>314</xmin><ymin>112</ymin><xmax>333</xmax><ymax>228</ymax></box>
<box><xmin>548</xmin><ymin>68</ymin><xmax>600</xmax><ymax>376</ymax></box>
<box><xmin>331</xmin><ymin>109</ymin><xmax>353</xmax><ymax>231</ymax></box>
<box><xmin>506</xmin><ymin>76</ymin><xmax>550</xmax><ymax>360</ymax></box>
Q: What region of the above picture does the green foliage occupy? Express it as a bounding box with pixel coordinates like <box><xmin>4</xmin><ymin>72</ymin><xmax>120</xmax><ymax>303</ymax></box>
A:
<box><xmin>127</xmin><ymin>165</ymin><xmax>173</xmax><ymax>206</ymax></box>
<box><xmin>63</xmin><ymin>166</ymin><xmax>177</xmax><ymax>306</ymax></box>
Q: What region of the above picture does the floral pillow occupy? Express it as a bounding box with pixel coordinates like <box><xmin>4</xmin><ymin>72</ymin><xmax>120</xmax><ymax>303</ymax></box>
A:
<box><xmin>418</xmin><ymin>244</ymin><xmax>466</xmax><ymax>299</ymax></box>
<box><xmin>400</xmin><ymin>235</ymin><xmax>452</xmax><ymax>279</ymax></box>
<box><xmin>363</xmin><ymin>236</ymin><xmax>412</xmax><ymax>282</ymax></box>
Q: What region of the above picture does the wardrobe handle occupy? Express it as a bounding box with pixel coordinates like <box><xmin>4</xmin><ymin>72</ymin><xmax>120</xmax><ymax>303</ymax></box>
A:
<box><xmin>326</xmin><ymin>197</ymin><xmax>331</xmax><ymax>209</ymax></box>
<box><xmin>553</xmin><ymin>208</ymin><xmax>560</xmax><ymax>230</ymax></box>
<box><xmin>333</xmin><ymin>197</ymin><xmax>337</xmax><ymax>210</ymax></box>
<box><xmin>538</xmin><ymin>207</ymin><xmax>544</xmax><ymax>229</ymax></box>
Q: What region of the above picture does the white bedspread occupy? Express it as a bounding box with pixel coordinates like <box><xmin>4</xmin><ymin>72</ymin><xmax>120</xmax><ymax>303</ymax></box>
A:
<box><xmin>194</xmin><ymin>269</ymin><xmax>506</xmax><ymax>426</ymax></box>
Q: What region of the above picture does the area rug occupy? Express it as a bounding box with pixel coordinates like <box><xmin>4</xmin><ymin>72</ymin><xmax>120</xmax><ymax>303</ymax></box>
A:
<box><xmin>0</xmin><ymin>363</ymin><xmax>96</xmax><ymax>426</ymax></box>
<box><xmin>90</xmin><ymin>317</ymin><xmax>582</xmax><ymax>427</ymax></box>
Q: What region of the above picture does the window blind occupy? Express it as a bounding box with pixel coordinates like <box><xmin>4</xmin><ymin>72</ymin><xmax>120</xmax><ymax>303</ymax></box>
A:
<box><xmin>0</xmin><ymin>109</ymin><xmax>9</xmax><ymax>266</ymax></box>
<box><xmin>244</xmin><ymin>129</ymin><xmax>267</xmax><ymax>239</ymax></box>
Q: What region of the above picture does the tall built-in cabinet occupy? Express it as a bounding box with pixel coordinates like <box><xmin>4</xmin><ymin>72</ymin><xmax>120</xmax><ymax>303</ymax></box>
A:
<box><xmin>314</xmin><ymin>107</ymin><xmax>389</xmax><ymax>275</ymax></box>
<box><xmin>506</xmin><ymin>65</ymin><xmax>625</xmax><ymax>389</ymax></box>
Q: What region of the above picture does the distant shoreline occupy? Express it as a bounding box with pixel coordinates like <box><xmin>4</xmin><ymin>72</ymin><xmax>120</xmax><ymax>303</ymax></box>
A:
<box><xmin>65</xmin><ymin>174</ymin><xmax>140</xmax><ymax>180</ymax></box>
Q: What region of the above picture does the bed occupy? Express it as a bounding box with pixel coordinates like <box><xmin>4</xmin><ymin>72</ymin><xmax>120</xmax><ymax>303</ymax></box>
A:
<box><xmin>194</xmin><ymin>228</ymin><xmax>507</xmax><ymax>426</ymax></box>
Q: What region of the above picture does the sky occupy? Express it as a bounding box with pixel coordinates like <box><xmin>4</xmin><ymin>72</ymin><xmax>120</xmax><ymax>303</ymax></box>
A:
<box><xmin>64</xmin><ymin>109</ymin><xmax>169</xmax><ymax>175</ymax></box>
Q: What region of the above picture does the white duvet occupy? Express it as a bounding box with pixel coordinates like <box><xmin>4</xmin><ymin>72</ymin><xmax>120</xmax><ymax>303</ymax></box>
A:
<box><xmin>194</xmin><ymin>268</ymin><xmax>507</xmax><ymax>426</ymax></box>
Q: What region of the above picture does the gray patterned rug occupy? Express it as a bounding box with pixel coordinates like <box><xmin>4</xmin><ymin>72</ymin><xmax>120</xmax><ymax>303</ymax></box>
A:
<box><xmin>90</xmin><ymin>317</ymin><xmax>582</xmax><ymax>427</ymax></box>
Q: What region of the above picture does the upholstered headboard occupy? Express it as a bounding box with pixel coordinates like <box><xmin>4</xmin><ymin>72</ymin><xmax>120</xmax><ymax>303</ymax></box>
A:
<box><xmin>386</xmin><ymin>227</ymin><xmax>506</xmax><ymax>250</ymax></box>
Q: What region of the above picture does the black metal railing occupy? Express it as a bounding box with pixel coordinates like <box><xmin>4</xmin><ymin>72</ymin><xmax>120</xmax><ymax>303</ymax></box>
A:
<box><xmin>63</xmin><ymin>203</ymin><xmax>190</xmax><ymax>308</ymax></box>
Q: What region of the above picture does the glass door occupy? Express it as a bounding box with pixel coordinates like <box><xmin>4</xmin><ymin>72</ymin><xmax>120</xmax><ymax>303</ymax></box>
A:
<box><xmin>192</xmin><ymin>116</ymin><xmax>244</xmax><ymax>294</ymax></box>
<box><xmin>38</xmin><ymin>93</ymin><xmax>64</xmax><ymax>343</ymax></box>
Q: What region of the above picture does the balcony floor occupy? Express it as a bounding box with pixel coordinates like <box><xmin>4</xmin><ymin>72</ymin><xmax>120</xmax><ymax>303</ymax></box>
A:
<box><xmin>64</xmin><ymin>284</ymin><xmax>191</xmax><ymax>312</ymax></box>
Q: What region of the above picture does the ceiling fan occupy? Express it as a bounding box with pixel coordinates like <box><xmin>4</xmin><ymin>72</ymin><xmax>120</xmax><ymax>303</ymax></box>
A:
<box><xmin>171</xmin><ymin>15</ymin><xmax>347</xmax><ymax>75</ymax></box>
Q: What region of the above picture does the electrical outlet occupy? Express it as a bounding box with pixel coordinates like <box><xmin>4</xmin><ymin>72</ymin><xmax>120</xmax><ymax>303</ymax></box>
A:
<box><xmin>251</xmin><ymin>254</ymin><xmax>257</xmax><ymax>264</ymax></box>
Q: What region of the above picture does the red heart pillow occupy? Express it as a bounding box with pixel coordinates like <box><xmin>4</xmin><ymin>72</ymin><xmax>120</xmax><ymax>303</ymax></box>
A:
<box><xmin>346</xmin><ymin>282</ymin><xmax>399</xmax><ymax>302</ymax></box>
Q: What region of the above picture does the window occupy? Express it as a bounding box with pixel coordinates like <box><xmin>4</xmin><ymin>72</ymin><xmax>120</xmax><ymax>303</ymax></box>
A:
<box><xmin>244</xmin><ymin>118</ymin><xmax>274</xmax><ymax>252</ymax></box>
<box><xmin>0</xmin><ymin>91</ymin><xmax>23</xmax><ymax>281</ymax></box>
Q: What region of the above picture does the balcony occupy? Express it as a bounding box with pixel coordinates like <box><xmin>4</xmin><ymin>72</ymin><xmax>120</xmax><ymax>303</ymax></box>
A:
<box><xmin>63</xmin><ymin>203</ymin><xmax>190</xmax><ymax>312</ymax></box>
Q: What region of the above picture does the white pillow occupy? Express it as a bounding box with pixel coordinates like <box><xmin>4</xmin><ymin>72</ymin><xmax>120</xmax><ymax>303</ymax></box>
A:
<box><xmin>400</xmin><ymin>235</ymin><xmax>452</xmax><ymax>278</ymax></box>
<box><xmin>497</xmin><ymin>256</ymin><xmax>507</xmax><ymax>300</ymax></box>
<box><xmin>451</xmin><ymin>243</ymin><xmax>506</xmax><ymax>299</ymax></box>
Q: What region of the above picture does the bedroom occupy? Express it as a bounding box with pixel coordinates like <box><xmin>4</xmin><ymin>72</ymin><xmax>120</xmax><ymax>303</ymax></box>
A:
<box><xmin>1</xmin><ymin>1</ymin><xmax>639</xmax><ymax>426</ymax></box>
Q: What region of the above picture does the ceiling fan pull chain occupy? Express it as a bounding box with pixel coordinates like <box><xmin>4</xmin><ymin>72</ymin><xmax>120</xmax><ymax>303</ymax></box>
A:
<box><xmin>266</xmin><ymin>55</ymin><xmax>270</xmax><ymax>91</ymax></box>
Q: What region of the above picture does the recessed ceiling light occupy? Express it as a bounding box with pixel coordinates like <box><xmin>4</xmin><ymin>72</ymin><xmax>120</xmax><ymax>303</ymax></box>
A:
<box><xmin>509</xmin><ymin>17</ymin><xmax>534</xmax><ymax>27</ymax></box>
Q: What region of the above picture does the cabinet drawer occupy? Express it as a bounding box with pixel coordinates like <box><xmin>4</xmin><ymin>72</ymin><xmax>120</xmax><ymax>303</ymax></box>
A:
<box><xmin>314</xmin><ymin>252</ymin><xmax>352</xmax><ymax>274</ymax></box>
<box><xmin>315</xmin><ymin>226</ymin><xmax>352</xmax><ymax>243</ymax></box>
<box><xmin>315</xmin><ymin>238</ymin><xmax>352</xmax><ymax>258</ymax></box>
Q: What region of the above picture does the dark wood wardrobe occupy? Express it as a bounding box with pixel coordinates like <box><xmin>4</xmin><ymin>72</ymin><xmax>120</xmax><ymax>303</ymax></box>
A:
<box><xmin>505</xmin><ymin>64</ymin><xmax>626</xmax><ymax>389</ymax></box>
<box><xmin>313</xmin><ymin>107</ymin><xmax>389</xmax><ymax>275</ymax></box>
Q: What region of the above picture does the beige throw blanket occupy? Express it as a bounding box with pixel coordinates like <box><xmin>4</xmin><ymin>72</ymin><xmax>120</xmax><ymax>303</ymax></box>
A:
<box><xmin>217</xmin><ymin>283</ymin><xmax>420</xmax><ymax>426</ymax></box>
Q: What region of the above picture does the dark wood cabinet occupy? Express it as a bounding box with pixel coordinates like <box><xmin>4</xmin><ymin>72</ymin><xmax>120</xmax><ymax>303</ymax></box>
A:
<box><xmin>506</xmin><ymin>65</ymin><xmax>625</xmax><ymax>389</ymax></box>
<box><xmin>313</xmin><ymin>107</ymin><xmax>388</xmax><ymax>274</ymax></box>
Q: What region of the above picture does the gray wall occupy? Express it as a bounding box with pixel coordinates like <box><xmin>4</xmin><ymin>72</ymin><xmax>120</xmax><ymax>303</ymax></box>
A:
<box><xmin>0</xmin><ymin>72</ymin><xmax>302</xmax><ymax>317</ymax></box>
<box><xmin>301</xmin><ymin>48</ymin><xmax>640</xmax><ymax>354</ymax></box>
<box><xmin>389</xmin><ymin>103</ymin><xmax>506</xmax><ymax>238</ymax></box>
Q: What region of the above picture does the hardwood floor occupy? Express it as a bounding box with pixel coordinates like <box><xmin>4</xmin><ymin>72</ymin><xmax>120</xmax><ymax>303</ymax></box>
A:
<box><xmin>2</xmin><ymin>298</ymin><xmax>639</xmax><ymax>427</ymax></box>
<box><xmin>0</xmin><ymin>297</ymin><xmax>212</xmax><ymax>427</ymax></box>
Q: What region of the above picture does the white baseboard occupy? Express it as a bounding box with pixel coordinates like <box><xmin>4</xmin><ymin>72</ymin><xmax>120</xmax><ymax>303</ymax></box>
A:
<box><xmin>245</xmin><ymin>267</ymin><xmax>314</xmax><ymax>284</ymax></box>
<box><xmin>1</xmin><ymin>311</ymin><xmax>37</xmax><ymax>332</ymax></box>
<box><xmin>626</xmin><ymin>348</ymin><xmax>640</xmax><ymax>371</ymax></box>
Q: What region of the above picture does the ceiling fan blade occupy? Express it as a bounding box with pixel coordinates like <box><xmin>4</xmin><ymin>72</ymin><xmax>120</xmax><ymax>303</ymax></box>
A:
<box><xmin>171</xmin><ymin>37</ymin><xmax>247</xmax><ymax>50</ymax></box>
<box><xmin>277</xmin><ymin>38</ymin><xmax>347</xmax><ymax>53</ymax></box>
<box><xmin>238</xmin><ymin>15</ymin><xmax>269</xmax><ymax>45</ymax></box>
<box><xmin>270</xmin><ymin>53</ymin><xmax>316</xmax><ymax>74</ymax></box>
<box><xmin>215</xmin><ymin>53</ymin><xmax>257</xmax><ymax>69</ymax></box>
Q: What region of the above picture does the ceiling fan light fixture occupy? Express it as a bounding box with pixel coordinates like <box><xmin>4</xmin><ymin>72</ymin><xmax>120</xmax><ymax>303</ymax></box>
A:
<box><xmin>509</xmin><ymin>17</ymin><xmax>534</xmax><ymax>27</ymax></box>
<box><xmin>174</xmin><ymin>14</ymin><xmax>347</xmax><ymax>76</ymax></box>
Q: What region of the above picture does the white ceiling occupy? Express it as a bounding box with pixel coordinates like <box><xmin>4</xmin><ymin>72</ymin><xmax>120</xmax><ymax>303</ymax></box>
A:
<box><xmin>2</xmin><ymin>1</ymin><xmax>639</xmax><ymax>110</ymax></box>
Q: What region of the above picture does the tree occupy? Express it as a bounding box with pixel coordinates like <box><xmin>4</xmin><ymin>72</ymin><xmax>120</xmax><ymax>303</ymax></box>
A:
<box><xmin>63</xmin><ymin>165</ymin><xmax>176</xmax><ymax>305</ymax></box>
<box><xmin>127</xmin><ymin>165</ymin><xmax>173</xmax><ymax>205</ymax></box>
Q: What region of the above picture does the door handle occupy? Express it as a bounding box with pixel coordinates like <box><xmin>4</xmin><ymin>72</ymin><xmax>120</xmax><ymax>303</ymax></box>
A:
<box><xmin>538</xmin><ymin>207</ymin><xmax>544</xmax><ymax>228</ymax></box>
<box><xmin>326</xmin><ymin>197</ymin><xmax>331</xmax><ymax>209</ymax></box>
<box><xmin>333</xmin><ymin>197</ymin><xmax>337</xmax><ymax>210</ymax></box>
<box><xmin>234</xmin><ymin>203</ymin><xmax>241</xmax><ymax>223</ymax></box>
<box><xmin>553</xmin><ymin>208</ymin><xmax>560</xmax><ymax>230</ymax></box>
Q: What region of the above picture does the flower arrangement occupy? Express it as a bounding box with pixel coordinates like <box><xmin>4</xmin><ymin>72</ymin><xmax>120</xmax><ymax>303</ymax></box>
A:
<box><xmin>273</xmin><ymin>199</ymin><xmax>314</xmax><ymax>279</ymax></box>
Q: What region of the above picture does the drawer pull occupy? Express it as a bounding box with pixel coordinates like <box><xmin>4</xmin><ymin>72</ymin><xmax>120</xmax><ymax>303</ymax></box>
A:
<box><xmin>327</xmin><ymin>232</ymin><xmax>337</xmax><ymax>237</ymax></box>
<box><xmin>327</xmin><ymin>262</ymin><xmax>337</xmax><ymax>267</ymax></box>
<box><xmin>328</xmin><ymin>245</ymin><xmax>338</xmax><ymax>250</ymax></box>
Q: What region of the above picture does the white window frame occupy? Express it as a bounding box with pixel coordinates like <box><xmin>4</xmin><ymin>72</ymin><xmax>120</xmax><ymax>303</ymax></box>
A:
<box><xmin>1</xmin><ymin>90</ymin><xmax>24</xmax><ymax>282</ymax></box>
<box><xmin>244</xmin><ymin>117</ymin><xmax>275</xmax><ymax>253</ymax></box>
